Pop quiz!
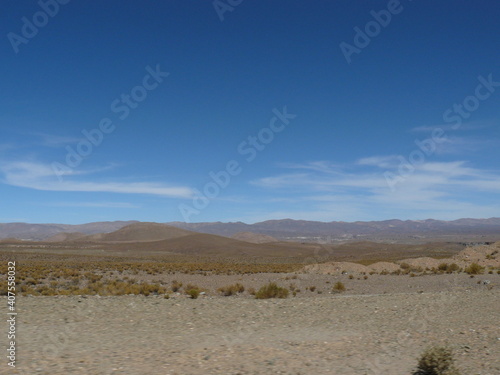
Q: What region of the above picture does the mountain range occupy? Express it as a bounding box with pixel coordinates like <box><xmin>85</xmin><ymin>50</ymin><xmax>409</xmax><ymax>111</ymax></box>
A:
<box><xmin>1</xmin><ymin>218</ymin><xmax>499</xmax><ymax>242</ymax></box>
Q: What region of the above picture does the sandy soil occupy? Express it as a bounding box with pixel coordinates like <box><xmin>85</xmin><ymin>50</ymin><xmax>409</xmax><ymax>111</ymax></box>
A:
<box><xmin>4</xmin><ymin>277</ymin><xmax>499</xmax><ymax>375</ymax></box>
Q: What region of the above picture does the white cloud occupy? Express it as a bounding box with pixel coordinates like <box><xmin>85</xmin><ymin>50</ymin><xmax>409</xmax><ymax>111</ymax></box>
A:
<box><xmin>33</xmin><ymin>132</ymin><xmax>83</xmax><ymax>147</ymax></box>
<box><xmin>278</xmin><ymin>161</ymin><xmax>344</xmax><ymax>174</ymax></box>
<box><xmin>250</xmin><ymin>158</ymin><xmax>500</xmax><ymax>221</ymax></box>
<box><xmin>0</xmin><ymin>161</ymin><xmax>194</xmax><ymax>199</ymax></box>
<box><xmin>356</xmin><ymin>155</ymin><xmax>399</xmax><ymax>168</ymax></box>
<box><xmin>44</xmin><ymin>201</ymin><xmax>140</xmax><ymax>208</ymax></box>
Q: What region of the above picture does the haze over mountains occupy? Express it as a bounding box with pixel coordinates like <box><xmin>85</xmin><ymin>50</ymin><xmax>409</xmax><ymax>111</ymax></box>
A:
<box><xmin>168</xmin><ymin>218</ymin><xmax>500</xmax><ymax>241</ymax></box>
<box><xmin>1</xmin><ymin>218</ymin><xmax>499</xmax><ymax>243</ymax></box>
<box><xmin>0</xmin><ymin>221</ymin><xmax>138</xmax><ymax>241</ymax></box>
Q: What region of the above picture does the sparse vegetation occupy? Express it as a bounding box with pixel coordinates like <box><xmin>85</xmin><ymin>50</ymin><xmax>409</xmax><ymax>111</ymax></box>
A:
<box><xmin>413</xmin><ymin>346</ymin><xmax>460</xmax><ymax>375</ymax></box>
<box><xmin>254</xmin><ymin>282</ymin><xmax>289</xmax><ymax>299</ymax></box>
<box><xmin>446</xmin><ymin>263</ymin><xmax>460</xmax><ymax>273</ymax></box>
<box><xmin>217</xmin><ymin>283</ymin><xmax>245</xmax><ymax>296</ymax></box>
<box><xmin>464</xmin><ymin>263</ymin><xmax>484</xmax><ymax>275</ymax></box>
<box><xmin>331</xmin><ymin>281</ymin><xmax>345</xmax><ymax>293</ymax></box>
<box><xmin>437</xmin><ymin>263</ymin><xmax>448</xmax><ymax>271</ymax></box>
<box><xmin>486</xmin><ymin>250</ymin><xmax>498</xmax><ymax>259</ymax></box>
<box><xmin>436</xmin><ymin>263</ymin><xmax>460</xmax><ymax>274</ymax></box>
<box><xmin>171</xmin><ymin>280</ymin><xmax>183</xmax><ymax>292</ymax></box>
<box><xmin>186</xmin><ymin>288</ymin><xmax>200</xmax><ymax>299</ymax></box>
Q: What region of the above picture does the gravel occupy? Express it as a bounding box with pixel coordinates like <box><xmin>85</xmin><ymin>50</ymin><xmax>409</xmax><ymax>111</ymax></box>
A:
<box><xmin>5</xmin><ymin>281</ymin><xmax>499</xmax><ymax>375</ymax></box>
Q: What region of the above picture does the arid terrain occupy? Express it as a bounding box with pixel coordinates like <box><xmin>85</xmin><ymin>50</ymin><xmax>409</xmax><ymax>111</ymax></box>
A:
<box><xmin>1</xmin><ymin>223</ymin><xmax>499</xmax><ymax>374</ymax></box>
<box><xmin>5</xmin><ymin>288</ymin><xmax>498</xmax><ymax>375</ymax></box>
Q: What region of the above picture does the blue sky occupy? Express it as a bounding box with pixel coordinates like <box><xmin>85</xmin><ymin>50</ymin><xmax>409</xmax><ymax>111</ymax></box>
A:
<box><xmin>1</xmin><ymin>0</ymin><xmax>499</xmax><ymax>224</ymax></box>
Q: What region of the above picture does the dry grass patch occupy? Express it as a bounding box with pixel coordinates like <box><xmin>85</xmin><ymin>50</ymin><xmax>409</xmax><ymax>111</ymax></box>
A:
<box><xmin>217</xmin><ymin>283</ymin><xmax>245</xmax><ymax>296</ymax></box>
<box><xmin>255</xmin><ymin>282</ymin><xmax>289</xmax><ymax>299</ymax></box>
<box><xmin>464</xmin><ymin>263</ymin><xmax>484</xmax><ymax>275</ymax></box>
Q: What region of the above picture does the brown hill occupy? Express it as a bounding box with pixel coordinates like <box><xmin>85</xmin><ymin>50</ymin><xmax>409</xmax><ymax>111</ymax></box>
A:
<box><xmin>43</xmin><ymin>232</ymin><xmax>86</xmax><ymax>242</ymax></box>
<box><xmin>79</xmin><ymin>222</ymin><xmax>193</xmax><ymax>243</ymax></box>
<box><xmin>110</xmin><ymin>233</ymin><xmax>315</xmax><ymax>257</ymax></box>
<box><xmin>397</xmin><ymin>241</ymin><xmax>500</xmax><ymax>270</ymax></box>
<box><xmin>231</xmin><ymin>232</ymin><xmax>278</xmax><ymax>244</ymax></box>
<box><xmin>0</xmin><ymin>238</ymin><xmax>25</xmax><ymax>244</ymax></box>
<box><xmin>0</xmin><ymin>221</ymin><xmax>137</xmax><ymax>240</ymax></box>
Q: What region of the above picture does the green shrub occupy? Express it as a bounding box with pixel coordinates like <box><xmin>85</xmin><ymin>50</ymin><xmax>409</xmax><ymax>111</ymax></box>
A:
<box><xmin>255</xmin><ymin>282</ymin><xmax>289</xmax><ymax>299</ymax></box>
<box><xmin>414</xmin><ymin>346</ymin><xmax>460</xmax><ymax>375</ymax></box>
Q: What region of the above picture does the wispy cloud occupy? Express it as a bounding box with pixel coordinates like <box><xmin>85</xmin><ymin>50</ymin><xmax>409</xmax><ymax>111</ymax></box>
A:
<box><xmin>0</xmin><ymin>161</ymin><xmax>194</xmax><ymax>199</ymax></box>
<box><xmin>31</xmin><ymin>132</ymin><xmax>83</xmax><ymax>147</ymax></box>
<box><xmin>431</xmin><ymin>136</ymin><xmax>496</xmax><ymax>155</ymax></box>
<box><xmin>250</xmin><ymin>159</ymin><xmax>500</xmax><ymax>221</ymax></box>
<box><xmin>410</xmin><ymin>121</ymin><xmax>492</xmax><ymax>133</ymax></box>
<box><xmin>43</xmin><ymin>201</ymin><xmax>140</xmax><ymax>208</ymax></box>
<box><xmin>356</xmin><ymin>155</ymin><xmax>399</xmax><ymax>169</ymax></box>
<box><xmin>278</xmin><ymin>161</ymin><xmax>344</xmax><ymax>174</ymax></box>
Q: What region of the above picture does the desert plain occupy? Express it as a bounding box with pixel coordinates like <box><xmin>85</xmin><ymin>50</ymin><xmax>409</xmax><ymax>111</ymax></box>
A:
<box><xmin>1</xmin><ymin>222</ymin><xmax>499</xmax><ymax>375</ymax></box>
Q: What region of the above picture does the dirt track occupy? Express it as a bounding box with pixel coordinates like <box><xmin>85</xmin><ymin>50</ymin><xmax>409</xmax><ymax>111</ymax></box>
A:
<box><xmin>6</xmin><ymin>286</ymin><xmax>500</xmax><ymax>375</ymax></box>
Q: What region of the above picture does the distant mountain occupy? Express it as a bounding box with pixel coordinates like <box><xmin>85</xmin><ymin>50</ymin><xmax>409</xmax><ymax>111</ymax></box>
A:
<box><xmin>1</xmin><ymin>218</ymin><xmax>500</xmax><ymax>242</ymax></box>
<box><xmin>43</xmin><ymin>232</ymin><xmax>87</xmax><ymax>242</ymax></box>
<box><xmin>231</xmin><ymin>232</ymin><xmax>278</xmax><ymax>244</ymax></box>
<box><xmin>108</xmin><ymin>233</ymin><xmax>309</xmax><ymax>257</ymax></box>
<box><xmin>79</xmin><ymin>222</ymin><xmax>193</xmax><ymax>242</ymax></box>
<box><xmin>167</xmin><ymin>218</ymin><xmax>500</xmax><ymax>242</ymax></box>
<box><xmin>0</xmin><ymin>221</ymin><xmax>137</xmax><ymax>241</ymax></box>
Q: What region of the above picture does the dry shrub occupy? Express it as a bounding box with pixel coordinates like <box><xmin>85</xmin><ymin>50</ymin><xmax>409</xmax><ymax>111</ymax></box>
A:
<box><xmin>171</xmin><ymin>280</ymin><xmax>183</xmax><ymax>292</ymax></box>
<box><xmin>332</xmin><ymin>281</ymin><xmax>346</xmax><ymax>293</ymax></box>
<box><xmin>414</xmin><ymin>346</ymin><xmax>460</xmax><ymax>375</ymax></box>
<box><xmin>184</xmin><ymin>283</ymin><xmax>201</xmax><ymax>299</ymax></box>
<box><xmin>255</xmin><ymin>282</ymin><xmax>289</xmax><ymax>299</ymax></box>
<box><xmin>438</xmin><ymin>263</ymin><xmax>449</xmax><ymax>271</ymax></box>
<box><xmin>217</xmin><ymin>283</ymin><xmax>245</xmax><ymax>296</ymax></box>
<box><xmin>464</xmin><ymin>263</ymin><xmax>484</xmax><ymax>275</ymax></box>
<box><xmin>187</xmin><ymin>288</ymin><xmax>200</xmax><ymax>299</ymax></box>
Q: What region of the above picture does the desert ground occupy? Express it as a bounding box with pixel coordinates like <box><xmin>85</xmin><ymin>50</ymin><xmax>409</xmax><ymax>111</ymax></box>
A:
<box><xmin>4</xmin><ymin>288</ymin><xmax>499</xmax><ymax>375</ymax></box>
<box><xmin>1</xmin><ymin>225</ymin><xmax>499</xmax><ymax>374</ymax></box>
